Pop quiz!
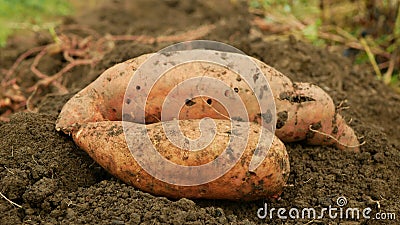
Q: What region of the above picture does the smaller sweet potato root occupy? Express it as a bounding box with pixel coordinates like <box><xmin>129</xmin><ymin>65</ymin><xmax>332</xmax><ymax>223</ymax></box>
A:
<box><xmin>72</xmin><ymin>119</ymin><xmax>290</xmax><ymax>200</ymax></box>
<box><xmin>274</xmin><ymin>82</ymin><xmax>360</xmax><ymax>151</ymax></box>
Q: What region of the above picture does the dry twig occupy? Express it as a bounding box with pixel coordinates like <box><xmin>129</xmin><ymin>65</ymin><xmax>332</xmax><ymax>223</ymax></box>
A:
<box><xmin>0</xmin><ymin>192</ymin><xmax>22</xmax><ymax>208</ymax></box>
<box><xmin>1</xmin><ymin>24</ymin><xmax>216</xmax><ymax>119</ymax></box>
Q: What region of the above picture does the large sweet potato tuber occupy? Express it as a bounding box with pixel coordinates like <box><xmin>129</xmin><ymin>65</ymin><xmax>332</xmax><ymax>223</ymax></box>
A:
<box><xmin>72</xmin><ymin>119</ymin><xmax>290</xmax><ymax>200</ymax></box>
<box><xmin>56</xmin><ymin>52</ymin><xmax>360</xmax><ymax>151</ymax></box>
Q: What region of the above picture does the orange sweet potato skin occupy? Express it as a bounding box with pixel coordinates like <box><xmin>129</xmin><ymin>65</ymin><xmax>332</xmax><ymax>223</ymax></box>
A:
<box><xmin>273</xmin><ymin>82</ymin><xmax>359</xmax><ymax>151</ymax></box>
<box><xmin>56</xmin><ymin>53</ymin><xmax>359</xmax><ymax>151</ymax></box>
<box><xmin>56</xmin><ymin>57</ymin><xmax>146</xmax><ymax>132</ymax></box>
<box><xmin>72</xmin><ymin>120</ymin><xmax>290</xmax><ymax>201</ymax></box>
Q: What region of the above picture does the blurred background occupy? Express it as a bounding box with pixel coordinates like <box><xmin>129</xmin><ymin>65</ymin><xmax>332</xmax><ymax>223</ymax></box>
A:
<box><xmin>0</xmin><ymin>0</ymin><xmax>398</xmax><ymax>90</ymax></box>
<box><xmin>249</xmin><ymin>0</ymin><xmax>399</xmax><ymax>90</ymax></box>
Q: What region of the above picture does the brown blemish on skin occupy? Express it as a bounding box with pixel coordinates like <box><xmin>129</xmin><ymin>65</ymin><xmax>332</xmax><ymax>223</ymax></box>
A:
<box><xmin>278</xmin><ymin>158</ymin><xmax>286</xmax><ymax>172</ymax></box>
<box><xmin>276</xmin><ymin>111</ymin><xmax>288</xmax><ymax>129</ymax></box>
<box><xmin>253</xmin><ymin>73</ymin><xmax>259</xmax><ymax>83</ymax></box>
<box><xmin>122</xmin><ymin>113</ymin><xmax>134</xmax><ymax>121</ymax></box>
<box><xmin>311</xmin><ymin>121</ymin><xmax>322</xmax><ymax>130</ymax></box>
<box><xmin>107</xmin><ymin>125</ymin><xmax>124</xmax><ymax>136</ymax></box>
<box><xmin>256</xmin><ymin>109</ymin><xmax>273</xmax><ymax>124</ymax></box>
<box><xmin>306</xmin><ymin>121</ymin><xmax>322</xmax><ymax>139</ymax></box>
<box><xmin>279</xmin><ymin>92</ymin><xmax>315</xmax><ymax>103</ymax></box>
<box><xmin>332</xmin><ymin>126</ymin><xmax>338</xmax><ymax>134</ymax></box>
<box><xmin>185</xmin><ymin>99</ymin><xmax>196</xmax><ymax>106</ymax></box>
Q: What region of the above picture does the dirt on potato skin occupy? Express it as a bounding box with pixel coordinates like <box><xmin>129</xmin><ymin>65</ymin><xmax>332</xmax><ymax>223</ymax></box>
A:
<box><xmin>1</xmin><ymin>0</ymin><xmax>399</xmax><ymax>224</ymax></box>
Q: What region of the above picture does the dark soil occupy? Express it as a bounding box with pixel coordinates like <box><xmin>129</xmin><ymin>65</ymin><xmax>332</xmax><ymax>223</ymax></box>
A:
<box><xmin>1</xmin><ymin>0</ymin><xmax>399</xmax><ymax>224</ymax></box>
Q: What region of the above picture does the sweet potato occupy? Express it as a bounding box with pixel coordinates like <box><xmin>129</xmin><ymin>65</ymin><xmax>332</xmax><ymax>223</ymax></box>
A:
<box><xmin>72</xmin><ymin>119</ymin><xmax>290</xmax><ymax>200</ymax></box>
<box><xmin>56</xmin><ymin>51</ymin><xmax>360</xmax><ymax>151</ymax></box>
<box><xmin>273</xmin><ymin>82</ymin><xmax>359</xmax><ymax>149</ymax></box>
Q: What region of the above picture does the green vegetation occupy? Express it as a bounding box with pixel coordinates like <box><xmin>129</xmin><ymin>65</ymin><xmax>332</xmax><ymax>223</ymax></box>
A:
<box><xmin>0</xmin><ymin>0</ymin><xmax>72</xmax><ymax>46</ymax></box>
<box><xmin>249</xmin><ymin>0</ymin><xmax>400</xmax><ymax>92</ymax></box>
